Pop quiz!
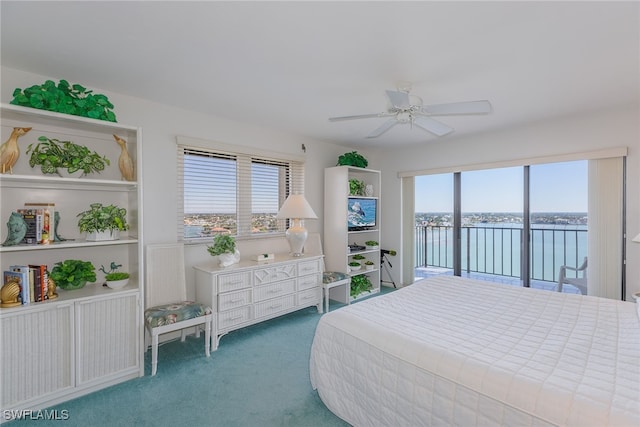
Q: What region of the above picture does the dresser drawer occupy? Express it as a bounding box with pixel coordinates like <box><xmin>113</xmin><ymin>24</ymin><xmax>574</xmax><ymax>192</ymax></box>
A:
<box><xmin>254</xmin><ymin>264</ymin><xmax>296</xmax><ymax>285</ymax></box>
<box><xmin>218</xmin><ymin>306</ymin><xmax>252</xmax><ymax>329</ymax></box>
<box><xmin>297</xmin><ymin>259</ymin><xmax>321</xmax><ymax>276</ymax></box>
<box><xmin>254</xmin><ymin>279</ymin><xmax>296</xmax><ymax>303</ymax></box>
<box><xmin>254</xmin><ymin>295</ymin><xmax>295</xmax><ymax>319</ymax></box>
<box><xmin>297</xmin><ymin>287</ymin><xmax>321</xmax><ymax>307</ymax></box>
<box><xmin>218</xmin><ymin>289</ymin><xmax>252</xmax><ymax>311</ymax></box>
<box><xmin>218</xmin><ymin>272</ymin><xmax>252</xmax><ymax>293</ymax></box>
<box><xmin>297</xmin><ymin>273</ymin><xmax>321</xmax><ymax>291</ymax></box>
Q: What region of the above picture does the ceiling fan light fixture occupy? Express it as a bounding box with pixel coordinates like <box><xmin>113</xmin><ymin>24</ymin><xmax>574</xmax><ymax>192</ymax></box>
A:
<box><xmin>328</xmin><ymin>83</ymin><xmax>492</xmax><ymax>139</ymax></box>
<box><xmin>396</xmin><ymin>112</ymin><xmax>411</xmax><ymax>123</ymax></box>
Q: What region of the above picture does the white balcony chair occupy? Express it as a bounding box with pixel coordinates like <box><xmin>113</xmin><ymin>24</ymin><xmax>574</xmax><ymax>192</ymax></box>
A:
<box><xmin>557</xmin><ymin>256</ymin><xmax>587</xmax><ymax>295</ymax></box>
<box><xmin>145</xmin><ymin>243</ymin><xmax>213</xmax><ymax>376</ymax></box>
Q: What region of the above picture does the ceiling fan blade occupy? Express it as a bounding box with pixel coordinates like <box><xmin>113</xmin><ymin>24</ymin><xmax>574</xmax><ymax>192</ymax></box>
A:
<box><xmin>413</xmin><ymin>116</ymin><xmax>454</xmax><ymax>137</ymax></box>
<box><xmin>421</xmin><ymin>100</ymin><xmax>492</xmax><ymax>116</ymax></box>
<box><xmin>328</xmin><ymin>113</ymin><xmax>392</xmax><ymax>122</ymax></box>
<box><xmin>366</xmin><ymin>119</ymin><xmax>398</xmax><ymax>138</ymax></box>
<box><xmin>385</xmin><ymin>90</ymin><xmax>411</xmax><ymax>109</ymax></box>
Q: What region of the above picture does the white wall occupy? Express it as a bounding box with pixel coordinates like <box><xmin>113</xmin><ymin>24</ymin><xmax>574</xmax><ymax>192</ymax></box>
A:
<box><xmin>4</xmin><ymin>66</ymin><xmax>638</xmax><ymax>301</ymax></box>
<box><xmin>371</xmin><ymin>106</ymin><xmax>640</xmax><ymax>301</ymax></box>
<box><xmin>1</xmin><ymin>66</ymin><xmax>364</xmax><ymax>299</ymax></box>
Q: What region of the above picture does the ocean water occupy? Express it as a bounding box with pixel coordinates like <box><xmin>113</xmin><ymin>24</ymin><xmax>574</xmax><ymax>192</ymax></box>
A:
<box><xmin>417</xmin><ymin>223</ymin><xmax>588</xmax><ymax>282</ymax></box>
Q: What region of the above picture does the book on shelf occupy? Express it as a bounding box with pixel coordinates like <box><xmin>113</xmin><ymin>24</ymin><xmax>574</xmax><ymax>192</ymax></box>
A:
<box><xmin>29</xmin><ymin>268</ymin><xmax>36</xmax><ymax>303</ymax></box>
<box><xmin>17</xmin><ymin>208</ymin><xmax>43</xmax><ymax>245</ymax></box>
<box><xmin>28</xmin><ymin>266</ymin><xmax>36</xmax><ymax>302</ymax></box>
<box><xmin>29</xmin><ymin>264</ymin><xmax>48</xmax><ymax>302</ymax></box>
<box><xmin>9</xmin><ymin>265</ymin><xmax>30</xmax><ymax>305</ymax></box>
<box><xmin>23</xmin><ymin>203</ymin><xmax>55</xmax><ymax>244</ymax></box>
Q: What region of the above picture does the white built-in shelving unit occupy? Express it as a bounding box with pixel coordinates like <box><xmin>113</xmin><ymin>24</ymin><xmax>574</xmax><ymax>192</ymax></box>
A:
<box><xmin>324</xmin><ymin>166</ymin><xmax>381</xmax><ymax>302</ymax></box>
<box><xmin>0</xmin><ymin>103</ymin><xmax>144</xmax><ymax>417</ymax></box>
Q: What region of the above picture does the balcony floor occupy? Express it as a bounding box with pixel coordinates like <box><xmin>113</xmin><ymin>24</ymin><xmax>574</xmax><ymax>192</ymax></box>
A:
<box><xmin>414</xmin><ymin>266</ymin><xmax>582</xmax><ymax>294</ymax></box>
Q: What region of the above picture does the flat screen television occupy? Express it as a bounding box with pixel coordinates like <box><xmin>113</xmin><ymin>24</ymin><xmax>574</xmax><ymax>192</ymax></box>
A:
<box><xmin>347</xmin><ymin>197</ymin><xmax>377</xmax><ymax>231</ymax></box>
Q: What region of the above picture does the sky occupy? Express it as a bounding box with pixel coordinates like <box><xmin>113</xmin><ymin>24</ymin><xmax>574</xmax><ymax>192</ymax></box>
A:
<box><xmin>415</xmin><ymin>160</ymin><xmax>588</xmax><ymax>213</ymax></box>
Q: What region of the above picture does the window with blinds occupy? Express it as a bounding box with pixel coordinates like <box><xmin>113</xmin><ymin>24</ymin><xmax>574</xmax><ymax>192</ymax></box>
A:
<box><xmin>177</xmin><ymin>143</ymin><xmax>304</xmax><ymax>241</ymax></box>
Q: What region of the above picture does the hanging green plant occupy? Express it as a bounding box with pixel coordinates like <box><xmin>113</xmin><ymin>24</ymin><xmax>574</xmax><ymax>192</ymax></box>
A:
<box><xmin>11</xmin><ymin>79</ymin><xmax>117</xmax><ymax>122</ymax></box>
<box><xmin>337</xmin><ymin>151</ymin><xmax>368</xmax><ymax>168</ymax></box>
<box><xmin>26</xmin><ymin>136</ymin><xmax>110</xmax><ymax>176</ymax></box>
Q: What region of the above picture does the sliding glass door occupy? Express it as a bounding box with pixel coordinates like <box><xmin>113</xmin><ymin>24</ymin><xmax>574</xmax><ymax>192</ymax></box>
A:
<box><xmin>414</xmin><ymin>161</ymin><xmax>588</xmax><ymax>292</ymax></box>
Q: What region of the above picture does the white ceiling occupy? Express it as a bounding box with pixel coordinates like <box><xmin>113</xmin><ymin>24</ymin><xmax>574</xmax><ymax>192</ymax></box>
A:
<box><xmin>1</xmin><ymin>1</ymin><xmax>638</xmax><ymax>149</ymax></box>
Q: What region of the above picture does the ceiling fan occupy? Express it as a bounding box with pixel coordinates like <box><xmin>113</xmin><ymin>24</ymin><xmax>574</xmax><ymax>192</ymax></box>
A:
<box><xmin>328</xmin><ymin>82</ymin><xmax>492</xmax><ymax>138</ymax></box>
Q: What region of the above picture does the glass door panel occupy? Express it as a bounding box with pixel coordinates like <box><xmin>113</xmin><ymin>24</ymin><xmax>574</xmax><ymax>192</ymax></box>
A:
<box><xmin>529</xmin><ymin>161</ymin><xmax>588</xmax><ymax>293</ymax></box>
<box><xmin>414</xmin><ymin>173</ymin><xmax>453</xmax><ymax>280</ymax></box>
<box><xmin>461</xmin><ymin>167</ymin><xmax>523</xmax><ymax>284</ymax></box>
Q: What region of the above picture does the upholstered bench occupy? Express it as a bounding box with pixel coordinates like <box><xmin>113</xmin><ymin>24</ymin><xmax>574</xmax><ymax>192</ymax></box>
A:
<box><xmin>144</xmin><ymin>301</ymin><xmax>213</xmax><ymax>376</ymax></box>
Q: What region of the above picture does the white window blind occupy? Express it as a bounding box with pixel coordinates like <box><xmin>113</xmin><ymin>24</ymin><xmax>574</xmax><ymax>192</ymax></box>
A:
<box><xmin>177</xmin><ymin>140</ymin><xmax>305</xmax><ymax>241</ymax></box>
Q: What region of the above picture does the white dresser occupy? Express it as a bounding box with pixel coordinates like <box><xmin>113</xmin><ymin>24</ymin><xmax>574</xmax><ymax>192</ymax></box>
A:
<box><xmin>194</xmin><ymin>254</ymin><xmax>323</xmax><ymax>350</ymax></box>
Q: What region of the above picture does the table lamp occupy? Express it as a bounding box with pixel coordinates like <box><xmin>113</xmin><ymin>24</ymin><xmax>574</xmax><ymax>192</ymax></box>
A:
<box><xmin>276</xmin><ymin>194</ymin><xmax>317</xmax><ymax>256</ymax></box>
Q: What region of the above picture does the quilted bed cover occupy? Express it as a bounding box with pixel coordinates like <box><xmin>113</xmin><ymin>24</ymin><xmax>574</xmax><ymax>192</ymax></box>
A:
<box><xmin>310</xmin><ymin>276</ymin><xmax>640</xmax><ymax>426</ymax></box>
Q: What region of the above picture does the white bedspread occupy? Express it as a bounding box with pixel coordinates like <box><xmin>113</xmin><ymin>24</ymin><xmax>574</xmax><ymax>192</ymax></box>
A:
<box><xmin>310</xmin><ymin>276</ymin><xmax>640</xmax><ymax>426</ymax></box>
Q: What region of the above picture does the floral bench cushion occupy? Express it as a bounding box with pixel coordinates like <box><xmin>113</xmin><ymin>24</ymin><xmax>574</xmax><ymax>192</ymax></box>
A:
<box><xmin>323</xmin><ymin>271</ymin><xmax>350</xmax><ymax>284</ymax></box>
<box><xmin>144</xmin><ymin>301</ymin><xmax>212</xmax><ymax>327</ymax></box>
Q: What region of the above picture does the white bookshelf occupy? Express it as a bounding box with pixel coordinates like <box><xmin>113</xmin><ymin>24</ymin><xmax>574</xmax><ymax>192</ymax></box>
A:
<box><xmin>0</xmin><ymin>103</ymin><xmax>144</xmax><ymax>418</ymax></box>
<box><xmin>324</xmin><ymin>166</ymin><xmax>381</xmax><ymax>302</ymax></box>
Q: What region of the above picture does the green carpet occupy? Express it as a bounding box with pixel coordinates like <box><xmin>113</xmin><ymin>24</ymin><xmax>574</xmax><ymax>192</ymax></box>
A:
<box><xmin>4</xmin><ymin>290</ymin><xmax>400</xmax><ymax>426</ymax></box>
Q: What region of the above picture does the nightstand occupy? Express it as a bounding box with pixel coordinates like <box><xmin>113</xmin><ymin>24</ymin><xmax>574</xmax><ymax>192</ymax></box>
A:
<box><xmin>322</xmin><ymin>272</ymin><xmax>350</xmax><ymax>312</ymax></box>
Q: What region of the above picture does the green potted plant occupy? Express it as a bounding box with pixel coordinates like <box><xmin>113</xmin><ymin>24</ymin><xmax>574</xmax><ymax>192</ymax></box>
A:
<box><xmin>207</xmin><ymin>234</ymin><xmax>240</xmax><ymax>267</ymax></box>
<box><xmin>350</xmin><ymin>274</ymin><xmax>372</xmax><ymax>298</ymax></box>
<box><xmin>352</xmin><ymin>254</ymin><xmax>366</xmax><ymax>260</ymax></box>
<box><xmin>100</xmin><ymin>262</ymin><xmax>130</xmax><ymax>290</ymax></box>
<box><xmin>365</xmin><ymin>240</ymin><xmax>379</xmax><ymax>249</ymax></box>
<box><xmin>50</xmin><ymin>259</ymin><xmax>96</xmax><ymax>290</ymax></box>
<box><xmin>27</xmin><ymin>136</ymin><xmax>110</xmax><ymax>177</ymax></box>
<box><xmin>11</xmin><ymin>79</ymin><xmax>117</xmax><ymax>122</ymax></box>
<box><xmin>349</xmin><ymin>179</ymin><xmax>365</xmax><ymax>196</ymax></box>
<box><xmin>77</xmin><ymin>203</ymin><xmax>129</xmax><ymax>241</ymax></box>
<box><xmin>364</xmin><ymin>260</ymin><xmax>375</xmax><ymax>270</ymax></box>
<box><xmin>337</xmin><ymin>151</ymin><xmax>368</xmax><ymax>168</ymax></box>
<box><xmin>348</xmin><ymin>261</ymin><xmax>361</xmax><ymax>271</ymax></box>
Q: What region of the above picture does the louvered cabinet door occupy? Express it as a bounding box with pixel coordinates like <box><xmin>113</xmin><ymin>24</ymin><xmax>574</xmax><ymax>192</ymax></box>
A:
<box><xmin>75</xmin><ymin>292</ymin><xmax>139</xmax><ymax>385</ymax></box>
<box><xmin>1</xmin><ymin>303</ymin><xmax>74</xmax><ymax>408</ymax></box>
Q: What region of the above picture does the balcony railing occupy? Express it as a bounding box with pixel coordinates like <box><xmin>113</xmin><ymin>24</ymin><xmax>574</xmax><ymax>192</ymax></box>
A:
<box><xmin>415</xmin><ymin>225</ymin><xmax>588</xmax><ymax>282</ymax></box>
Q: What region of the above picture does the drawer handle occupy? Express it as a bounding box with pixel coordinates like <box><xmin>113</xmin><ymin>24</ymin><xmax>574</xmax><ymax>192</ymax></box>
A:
<box><xmin>228</xmin><ymin>315</ymin><xmax>244</xmax><ymax>321</ymax></box>
<box><xmin>268</xmin><ymin>288</ymin><xmax>282</xmax><ymax>294</ymax></box>
<box><xmin>269</xmin><ymin>304</ymin><xmax>283</xmax><ymax>309</ymax></box>
<box><xmin>229</xmin><ymin>298</ymin><xmax>244</xmax><ymax>303</ymax></box>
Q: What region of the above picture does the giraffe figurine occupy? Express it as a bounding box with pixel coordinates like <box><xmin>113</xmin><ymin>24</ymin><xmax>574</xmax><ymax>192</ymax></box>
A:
<box><xmin>113</xmin><ymin>134</ymin><xmax>134</xmax><ymax>181</ymax></box>
<box><xmin>0</xmin><ymin>127</ymin><xmax>32</xmax><ymax>174</ymax></box>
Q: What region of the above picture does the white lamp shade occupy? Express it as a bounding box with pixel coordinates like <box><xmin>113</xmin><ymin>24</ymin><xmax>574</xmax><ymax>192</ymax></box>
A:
<box><xmin>633</xmin><ymin>233</ymin><xmax>640</xmax><ymax>243</ymax></box>
<box><xmin>276</xmin><ymin>194</ymin><xmax>317</xmax><ymax>219</ymax></box>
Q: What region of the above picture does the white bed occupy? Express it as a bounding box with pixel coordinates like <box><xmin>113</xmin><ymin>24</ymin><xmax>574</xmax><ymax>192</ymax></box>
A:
<box><xmin>310</xmin><ymin>276</ymin><xmax>640</xmax><ymax>426</ymax></box>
